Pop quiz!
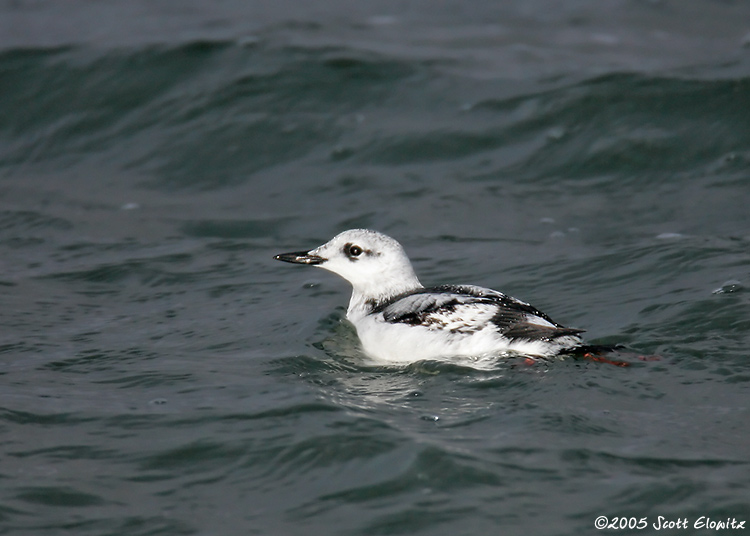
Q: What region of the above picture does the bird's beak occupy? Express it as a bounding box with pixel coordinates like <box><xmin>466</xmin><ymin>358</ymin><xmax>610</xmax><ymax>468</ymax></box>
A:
<box><xmin>273</xmin><ymin>250</ymin><xmax>326</xmax><ymax>265</ymax></box>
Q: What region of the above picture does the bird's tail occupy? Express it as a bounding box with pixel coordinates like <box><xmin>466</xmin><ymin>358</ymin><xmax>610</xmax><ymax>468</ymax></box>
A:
<box><xmin>568</xmin><ymin>344</ymin><xmax>626</xmax><ymax>356</ymax></box>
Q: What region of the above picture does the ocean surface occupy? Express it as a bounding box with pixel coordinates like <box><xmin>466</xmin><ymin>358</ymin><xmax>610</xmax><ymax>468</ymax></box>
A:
<box><xmin>2</xmin><ymin>1</ymin><xmax>750</xmax><ymax>534</ymax></box>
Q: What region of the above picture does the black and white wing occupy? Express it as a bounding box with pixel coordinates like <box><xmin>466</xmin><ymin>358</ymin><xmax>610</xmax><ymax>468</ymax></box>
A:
<box><xmin>375</xmin><ymin>285</ymin><xmax>584</xmax><ymax>341</ymax></box>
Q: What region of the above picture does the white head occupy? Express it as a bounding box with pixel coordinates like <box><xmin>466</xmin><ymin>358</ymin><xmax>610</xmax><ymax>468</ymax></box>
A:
<box><xmin>274</xmin><ymin>229</ymin><xmax>423</xmax><ymax>308</ymax></box>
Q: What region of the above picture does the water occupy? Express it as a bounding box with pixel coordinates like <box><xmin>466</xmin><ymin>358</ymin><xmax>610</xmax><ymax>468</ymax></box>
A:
<box><xmin>2</xmin><ymin>1</ymin><xmax>750</xmax><ymax>534</ymax></box>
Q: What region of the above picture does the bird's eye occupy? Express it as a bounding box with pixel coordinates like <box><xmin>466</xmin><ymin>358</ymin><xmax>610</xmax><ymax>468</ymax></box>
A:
<box><xmin>345</xmin><ymin>244</ymin><xmax>363</xmax><ymax>258</ymax></box>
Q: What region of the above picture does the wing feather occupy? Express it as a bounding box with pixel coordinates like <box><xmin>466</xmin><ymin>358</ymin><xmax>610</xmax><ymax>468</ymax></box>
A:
<box><xmin>374</xmin><ymin>284</ymin><xmax>583</xmax><ymax>341</ymax></box>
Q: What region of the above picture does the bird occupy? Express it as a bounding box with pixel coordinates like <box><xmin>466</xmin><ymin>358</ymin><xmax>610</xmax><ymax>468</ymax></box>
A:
<box><xmin>274</xmin><ymin>229</ymin><xmax>589</xmax><ymax>363</ymax></box>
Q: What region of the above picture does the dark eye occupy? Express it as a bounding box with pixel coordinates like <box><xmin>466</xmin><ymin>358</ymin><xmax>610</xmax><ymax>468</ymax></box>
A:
<box><xmin>345</xmin><ymin>243</ymin><xmax>363</xmax><ymax>258</ymax></box>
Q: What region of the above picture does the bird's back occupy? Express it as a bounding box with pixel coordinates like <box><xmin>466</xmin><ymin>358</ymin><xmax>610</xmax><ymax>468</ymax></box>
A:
<box><xmin>350</xmin><ymin>284</ymin><xmax>584</xmax><ymax>361</ymax></box>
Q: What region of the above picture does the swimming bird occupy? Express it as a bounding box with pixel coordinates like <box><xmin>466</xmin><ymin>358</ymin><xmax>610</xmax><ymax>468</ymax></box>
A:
<box><xmin>274</xmin><ymin>229</ymin><xmax>587</xmax><ymax>363</ymax></box>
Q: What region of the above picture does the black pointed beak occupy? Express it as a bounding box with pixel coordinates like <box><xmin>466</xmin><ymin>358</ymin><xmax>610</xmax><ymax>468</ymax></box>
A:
<box><xmin>273</xmin><ymin>250</ymin><xmax>326</xmax><ymax>265</ymax></box>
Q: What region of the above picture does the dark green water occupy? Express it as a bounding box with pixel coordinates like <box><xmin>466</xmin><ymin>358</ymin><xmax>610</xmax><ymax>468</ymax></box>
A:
<box><xmin>2</xmin><ymin>2</ymin><xmax>749</xmax><ymax>535</ymax></box>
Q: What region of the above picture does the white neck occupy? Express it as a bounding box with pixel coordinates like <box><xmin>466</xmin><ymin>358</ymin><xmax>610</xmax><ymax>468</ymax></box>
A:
<box><xmin>346</xmin><ymin>272</ymin><xmax>422</xmax><ymax>319</ymax></box>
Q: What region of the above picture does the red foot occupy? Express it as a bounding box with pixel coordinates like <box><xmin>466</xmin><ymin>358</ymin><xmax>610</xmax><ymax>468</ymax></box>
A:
<box><xmin>582</xmin><ymin>352</ymin><xmax>630</xmax><ymax>367</ymax></box>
